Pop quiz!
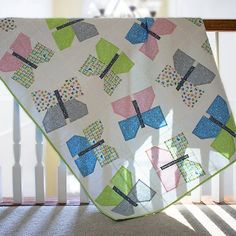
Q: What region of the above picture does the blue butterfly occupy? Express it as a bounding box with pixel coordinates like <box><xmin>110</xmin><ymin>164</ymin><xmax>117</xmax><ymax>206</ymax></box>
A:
<box><xmin>192</xmin><ymin>95</ymin><xmax>236</xmax><ymax>159</ymax></box>
<box><xmin>125</xmin><ymin>18</ymin><xmax>176</xmax><ymax>60</ymax></box>
<box><xmin>66</xmin><ymin>120</ymin><xmax>119</xmax><ymax>177</ymax></box>
<box><xmin>112</xmin><ymin>87</ymin><xmax>167</xmax><ymax>141</ymax></box>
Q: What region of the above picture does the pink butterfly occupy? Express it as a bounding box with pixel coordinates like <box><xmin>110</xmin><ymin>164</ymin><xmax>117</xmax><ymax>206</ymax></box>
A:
<box><xmin>125</xmin><ymin>18</ymin><xmax>176</xmax><ymax>60</ymax></box>
<box><xmin>111</xmin><ymin>87</ymin><xmax>167</xmax><ymax>141</ymax></box>
<box><xmin>0</xmin><ymin>33</ymin><xmax>54</xmax><ymax>88</ymax></box>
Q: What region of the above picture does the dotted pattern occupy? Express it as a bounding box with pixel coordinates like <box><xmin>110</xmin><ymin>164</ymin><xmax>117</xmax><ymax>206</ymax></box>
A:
<box><xmin>165</xmin><ymin>133</ymin><xmax>205</xmax><ymax>183</ymax></box>
<box><xmin>202</xmin><ymin>39</ymin><xmax>213</xmax><ymax>55</ymax></box>
<box><xmin>79</xmin><ymin>55</ymin><xmax>121</xmax><ymax>96</ymax></box>
<box><xmin>83</xmin><ymin>120</ymin><xmax>119</xmax><ymax>167</ymax></box>
<box><xmin>156</xmin><ymin>65</ymin><xmax>204</xmax><ymax>108</ymax></box>
<box><xmin>0</xmin><ymin>18</ymin><xmax>16</xmax><ymax>32</ymax></box>
<box><xmin>32</xmin><ymin>77</ymin><xmax>83</xmax><ymax>112</ymax></box>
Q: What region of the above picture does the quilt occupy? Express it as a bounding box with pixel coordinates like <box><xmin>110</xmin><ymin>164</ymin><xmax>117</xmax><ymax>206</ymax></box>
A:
<box><xmin>0</xmin><ymin>17</ymin><xmax>235</xmax><ymax>220</ymax></box>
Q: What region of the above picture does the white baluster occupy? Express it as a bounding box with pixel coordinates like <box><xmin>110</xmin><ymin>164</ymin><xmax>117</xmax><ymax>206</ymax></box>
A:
<box><xmin>58</xmin><ymin>160</ymin><xmax>67</xmax><ymax>204</ymax></box>
<box><xmin>13</xmin><ymin>100</ymin><xmax>22</xmax><ymax>204</ymax></box>
<box><xmin>191</xmin><ymin>185</ymin><xmax>202</xmax><ymax>203</ymax></box>
<box><xmin>233</xmin><ymin>163</ymin><xmax>236</xmax><ymax>201</ymax></box>
<box><xmin>80</xmin><ymin>183</ymin><xmax>89</xmax><ymax>204</ymax></box>
<box><xmin>212</xmin><ymin>172</ymin><xmax>224</xmax><ymax>202</ymax></box>
<box><xmin>35</xmin><ymin>128</ymin><xmax>45</xmax><ymax>204</ymax></box>
<box><xmin>211</xmin><ymin>32</ymin><xmax>224</xmax><ymax>203</ymax></box>
<box><xmin>0</xmin><ymin>165</ymin><xmax>2</xmax><ymax>203</ymax></box>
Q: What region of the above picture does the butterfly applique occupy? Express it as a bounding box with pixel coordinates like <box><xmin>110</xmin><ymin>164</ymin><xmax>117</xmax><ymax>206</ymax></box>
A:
<box><xmin>0</xmin><ymin>18</ymin><xmax>16</xmax><ymax>32</ymax></box>
<box><xmin>187</xmin><ymin>18</ymin><xmax>204</xmax><ymax>27</ymax></box>
<box><xmin>46</xmin><ymin>18</ymin><xmax>99</xmax><ymax>50</ymax></box>
<box><xmin>66</xmin><ymin>120</ymin><xmax>119</xmax><ymax>177</ymax></box>
<box><xmin>32</xmin><ymin>77</ymin><xmax>88</xmax><ymax>133</ymax></box>
<box><xmin>111</xmin><ymin>87</ymin><xmax>167</xmax><ymax>141</ymax></box>
<box><xmin>193</xmin><ymin>95</ymin><xmax>236</xmax><ymax>159</ymax></box>
<box><xmin>95</xmin><ymin>166</ymin><xmax>156</xmax><ymax>217</ymax></box>
<box><xmin>79</xmin><ymin>38</ymin><xmax>134</xmax><ymax>96</ymax></box>
<box><xmin>202</xmin><ymin>39</ymin><xmax>213</xmax><ymax>55</ymax></box>
<box><xmin>125</xmin><ymin>18</ymin><xmax>176</xmax><ymax>60</ymax></box>
<box><xmin>0</xmin><ymin>33</ymin><xmax>54</xmax><ymax>88</ymax></box>
<box><xmin>146</xmin><ymin>133</ymin><xmax>205</xmax><ymax>192</ymax></box>
<box><xmin>156</xmin><ymin>49</ymin><xmax>216</xmax><ymax>108</ymax></box>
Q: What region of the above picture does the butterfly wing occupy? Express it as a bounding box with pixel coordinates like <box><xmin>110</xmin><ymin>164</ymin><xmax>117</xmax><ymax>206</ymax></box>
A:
<box><xmin>96</xmin><ymin>38</ymin><xmax>119</xmax><ymax>64</ymax></box>
<box><xmin>83</xmin><ymin>120</ymin><xmax>103</xmax><ymax>147</ymax></box>
<box><xmin>95</xmin><ymin>143</ymin><xmax>119</xmax><ymax>167</ymax></box>
<box><xmin>207</xmin><ymin>95</ymin><xmax>230</xmax><ymax>124</ymax></box>
<box><xmin>146</xmin><ymin>147</ymin><xmax>181</xmax><ymax>192</ymax></box>
<box><xmin>66</xmin><ymin>135</ymin><xmax>97</xmax><ymax>177</ymax></box>
<box><xmin>0</xmin><ymin>18</ymin><xmax>16</xmax><ymax>32</ymax></box>
<box><xmin>142</xmin><ymin>106</ymin><xmax>167</xmax><ymax>129</ymax></box>
<box><xmin>95</xmin><ymin>166</ymin><xmax>133</xmax><ymax>206</ymax></box>
<box><xmin>202</xmin><ymin>39</ymin><xmax>213</xmax><ymax>55</ymax></box>
<box><xmin>133</xmin><ymin>87</ymin><xmax>155</xmax><ymax>113</ymax></box>
<box><xmin>156</xmin><ymin>65</ymin><xmax>181</xmax><ymax>87</ymax></box>
<box><xmin>79</xmin><ymin>55</ymin><xmax>105</xmax><ymax>77</ymax></box>
<box><xmin>165</xmin><ymin>133</ymin><xmax>205</xmax><ymax>182</ymax></box>
<box><xmin>112</xmin><ymin>180</ymin><xmax>156</xmax><ymax>216</ymax></box>
<box><xmin>118</xmin><ymin>116</ymin><xmax>140</xmax><ymax>141</ymax></box>
<box><xmin>187</xmin><ymin>63</ymin><xmax>215</xmax><ymax>86</ymax></box>
<box><xmin>46</xmin><ymin>19</ymin><xmax>75</xmax><ymax>50</ymax></box>
<box><xmin>193</xmin><ymin>116</ymin><xmax>221</xmax><ymax>139</ymax></box>
<box><xmin>180</xmin><ymin>81</ymin><xmax>204</xmax><ymax>108</ymax></box>
<box><xmin>187</xmin><ymin>18</ymin><xmax>204</xmax><ymax>27</ymax></box>
<box><xmin>111</xmin><ymin>52</ymin><xmax>134</xmax><ymax>74</ymax></box>
<box><xmin>174</xmin><ymin>49</ymin><xmax>215</xmax><ymax>86</ymax></box>
<box><xmin>103</xmin><ymin>71</ymin><xmax>122</xmax><ymax>95</ymax></box>
<box><xmin>32</xmin><ymin>90</ymin><xmax>56</xmax><ymax>112</ymax></box>
<box><xmin>139</xmin><ymin>36</ymin><xmax>158</xmax><ymax>60</ymax></box>
<box><xmin>211</xmin><ymin>114</ymin><xmax>236</xmax><ymax>159</ymax></box>
<box><xmin>72</xmin><ymin>21</ymin><xmax>98</xmax><ymax>42</ymax></box>
<box><xmin>28</xmin><ymin>42</ymin><xmax>54</xmax><ymax>64</ymax></box>
<box><xmin>59</xmin><ymin>77</ymin><xmax>83</xmax><ymax>101</ymax></box>
<box><xmin>112</xmin><ymin>87</ymin><xmax>155</xmax><ymax>117</ymax></box>
<box><xmin>12</xmin><ymin>64</ymin><xmax>34</xmax><ymax>88</ymax></box>
<box><xmin>96</xmin><ymin>38</ymin><xmax>134</xmax><ymax>74</ymax></box>
<box><xmin>112</xmin><ymin>95</ymin><xmax>136</xmax><ymax>118</ymax></box>
<box><xmin>0</xmin><ymin>33</ymin><xmax>31</xmax><ymax>72</ymax></box>
<box><xmin>176</xmin><ymin>159</ymin><xmax>205</xmax><ymax>183</ymax></box>
<box><xmin>153</xmin><ymin>19</ymin><xmax>176</xmax><ymax>36</ymax></box>
<box><xmin>173</xmin><ymin>49</ymin><xmax>195</xmax><ymax>78</ymax></box>
<box><xmin>165</xmin><ymin>133</ymin><xmax>188</xmax><ymax>159</ymax></box>
<box><xmin>125</xmin><ymin>18</ymin><xmax>153</xmax><ymax>44</ymax></box>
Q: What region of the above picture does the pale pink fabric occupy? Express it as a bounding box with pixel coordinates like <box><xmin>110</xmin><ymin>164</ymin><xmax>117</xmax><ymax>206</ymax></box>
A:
<box><xmin>146</xmin><ymin>146</ymin><xmax>181</xmax><ymax>192</ymax></box>
<box><xmin>0</xmin><ymin>33</ymin><xmax>32</xmax><ymax>72</ymax></box>
<box><xmin>111</xmin><ymin>86</ymin><xmax>155</xmax><ymax>118</ymax></box>
<box><xmin>140</xmin><ymin>19</ymin><xmax>176</xmax><ymax>60</ymax></box>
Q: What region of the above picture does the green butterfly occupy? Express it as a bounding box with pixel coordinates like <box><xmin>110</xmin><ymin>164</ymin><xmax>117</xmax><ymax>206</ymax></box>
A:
<box><xmin>46</xmin><ymin>18</ymin><xmax>98</xmax><ymax>50</ymax></box>
<box><xmin>79</xmin><ymin>38</ymin><xmax>134</xmax><ymax>95</ymax></box>
<box><xmin>95</xmin><ymin>166</ymin><xmax>156</xmax><ymax>216</ymax></box>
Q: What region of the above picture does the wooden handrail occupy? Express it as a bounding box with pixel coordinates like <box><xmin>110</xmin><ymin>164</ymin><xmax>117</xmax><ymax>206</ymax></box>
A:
<box><xmin>203</xmin><ymin>19</ymin><xmax>236</xmax><ymax>31</ymax></box>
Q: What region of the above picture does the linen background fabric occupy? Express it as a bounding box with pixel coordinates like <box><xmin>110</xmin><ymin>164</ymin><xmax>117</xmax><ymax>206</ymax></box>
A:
<box><xmin>0</xmin><ymin>18</ymin><xmax>235</xmax><ymax>220</ymax></box>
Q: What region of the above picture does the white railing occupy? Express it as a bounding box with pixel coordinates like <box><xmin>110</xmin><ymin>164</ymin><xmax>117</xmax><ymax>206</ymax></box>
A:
<box><xmin>0</xmin><ymin>101</ymin><xmax>89</xmax><ymax>205</ymax></box>
<box><xmin>0</xmin><ymin>30</ymin><xmax>236</xmax><ymax>206</ymax></box>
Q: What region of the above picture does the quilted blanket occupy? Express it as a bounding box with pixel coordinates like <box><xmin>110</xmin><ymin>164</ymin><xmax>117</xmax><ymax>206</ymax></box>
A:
<box><xmin>0</xmin><ymin>17</ymin><xmax>235</xmax><ymax>220</ymax></box>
